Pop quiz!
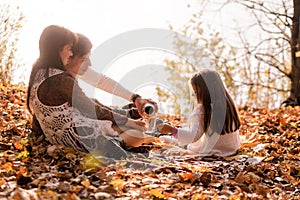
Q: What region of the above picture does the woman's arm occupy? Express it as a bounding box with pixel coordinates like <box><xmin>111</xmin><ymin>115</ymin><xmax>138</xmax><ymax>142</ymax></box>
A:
<box><xmin>80</xmin><ymin>68</ymin><xmax>133</xmax><ymax>101</ymax></box>
<box><xmin>38</xmin><ymin>72</ymin><xmax>130</xmax><ymax>126</ymax></box>
<box><xmin>79</xmin><ymin>68</ymin><xmax>158</xmax><ymax>116</ymax></box>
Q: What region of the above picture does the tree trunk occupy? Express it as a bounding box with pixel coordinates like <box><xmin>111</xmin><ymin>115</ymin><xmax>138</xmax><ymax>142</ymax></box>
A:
<box><xmin>290</xmin><ymin>0</ymin><xmax>300</xmax><ymax>104</ymax></box>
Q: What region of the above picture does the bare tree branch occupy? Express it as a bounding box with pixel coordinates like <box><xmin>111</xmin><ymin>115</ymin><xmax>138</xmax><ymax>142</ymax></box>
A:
<box><xmin>234</xmin><ymin>79</ymin><xmax>289</xmax><ymax>92</ymax></box>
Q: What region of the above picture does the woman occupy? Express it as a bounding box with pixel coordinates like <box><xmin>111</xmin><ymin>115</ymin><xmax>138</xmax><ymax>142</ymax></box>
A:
<box><xmin>65</xmin><ymin>33</ymin><xmax>155</xmax><ymax>147</ymax></box>
<box><xmin>27</xmin><ymin>25</ymin><xmax>149</xmax><ymax>159</ymax></box>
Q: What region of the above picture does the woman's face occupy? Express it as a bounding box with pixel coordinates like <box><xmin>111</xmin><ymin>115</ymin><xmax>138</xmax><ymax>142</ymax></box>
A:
<box><xmin>59</xmin><ymin>43</ymin><xmax>73</xmax><ymax>66</ymax></box>
<box><xmin>66</xmin><ymin>52</ymin><xmax>91</xmax><ymax>77</ymax></box>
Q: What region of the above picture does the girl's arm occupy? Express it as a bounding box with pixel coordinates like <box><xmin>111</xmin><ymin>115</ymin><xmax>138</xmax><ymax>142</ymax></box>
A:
<box><xmin>158</xmin><ymin>105</ymin><xmax>205</xmax><ymax>146</ymax></box>
<box><xmin>176</xmin><ymin>112</ymin><xmax>204</xmax><ymax>146</ymax></box>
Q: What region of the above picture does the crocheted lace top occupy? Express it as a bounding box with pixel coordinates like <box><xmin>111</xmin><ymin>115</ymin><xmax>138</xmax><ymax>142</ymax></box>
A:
<box><xmin>29</xmin><ymin>68</ymin><xmax>119</xmax><ymax>152</ymax></box>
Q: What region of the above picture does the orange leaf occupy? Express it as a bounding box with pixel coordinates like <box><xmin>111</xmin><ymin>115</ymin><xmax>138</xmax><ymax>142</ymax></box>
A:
<box><xmin>1</xmin><ymin>162</ymin><xmax>13</xmax><ymax>171</ymax></box>
<box><xmin>81</xmin><ymin>180</ymin><xmax>90</xmax><ymax>188</ymax></box>
<box><xmin>14</xmin><ymin>142</ymin><xmax>23</xmax><ymax>150</ymax></box>
<box><xmin>150</xmin><ymin>189</ymin><xmax>164</xmax><ymax>199</ymax></box>
<box><xmin>178</xmin><ymin>172</ymin><xmax>194</xmax><ymax>182</ymax></box>
<box><xmin>110</xmin><ymin>179</ymin><xmax>126</xmax><ymax>191</ymax></box>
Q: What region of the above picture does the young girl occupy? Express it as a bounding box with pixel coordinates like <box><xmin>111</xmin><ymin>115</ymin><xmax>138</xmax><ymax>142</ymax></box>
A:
<box><xmin>158</xmin><ymin>69</ymin><xmax>241</xmax><ymax>157</ymax></box>
<box><xmin>27</xmin><ymin>25</ymin><xmax>149</xmax><ymax>159</ymax></box>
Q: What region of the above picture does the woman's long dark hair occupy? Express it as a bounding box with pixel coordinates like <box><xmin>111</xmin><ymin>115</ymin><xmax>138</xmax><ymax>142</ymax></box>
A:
<box><xmin>190</xmin><ymin>69</ymin><xmax>241</xmax><ymax>135</ymax></box>
<box><xmin>26</xmin><ymin>25</ymin><xmax>76</xmax><ymax>113</ymax></box>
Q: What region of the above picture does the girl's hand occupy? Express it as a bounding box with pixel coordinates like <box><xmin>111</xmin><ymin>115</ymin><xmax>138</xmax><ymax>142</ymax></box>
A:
<box><xmin>157</xmin><ymin>123</ymin><xmax>174</xmax><ymax>134</ymax></box>
<box><xmin>125</xmin><ymin>119</ymin><xmax>146</xmax><ymax>132</ymax></box>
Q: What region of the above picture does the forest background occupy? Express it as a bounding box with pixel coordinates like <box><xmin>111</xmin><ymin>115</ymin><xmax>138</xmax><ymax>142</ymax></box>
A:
<box><xmin>1</xmin><ymin>1</ymin><xmax>300</xmax><ymax>199</ymax></box>
<box><xmin>1</xmin><ymin>0</ymin><xmax>299</xmax><ymax>114</ymax></box>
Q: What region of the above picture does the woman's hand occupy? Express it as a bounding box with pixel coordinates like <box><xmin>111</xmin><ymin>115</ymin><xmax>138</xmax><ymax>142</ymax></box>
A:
<box><xmin>157</xmin><ymin>123</ymin><xmax>173</xmax><ymax>134</ymax></box>
<box><xmin>125</xmin><ymin>118</ymin><xmax>146</xmax><ymax>132</ymax></box>
<box><xmin>127</xmin><ymin>108</ymin><xmax>142</xmax><ymax>119</ymax></box>
<box><xmin>135</xmin><ymin>97</ymin><xmax>158</xmax><ymax>117</ymax></box>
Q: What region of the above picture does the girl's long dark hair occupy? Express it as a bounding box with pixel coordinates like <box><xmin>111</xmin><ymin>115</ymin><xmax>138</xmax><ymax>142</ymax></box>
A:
<box><xmin>26</xmin><ymin>25</ymin><xmax>76</xmax><ymax>113</ymax></box>
<box><xmin>190</xmin><ymin>69</ymin><xmax>241</xmax><ymax>135</ymax></box>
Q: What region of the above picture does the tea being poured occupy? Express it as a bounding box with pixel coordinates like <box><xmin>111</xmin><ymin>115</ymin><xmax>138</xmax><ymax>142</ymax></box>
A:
<box><xmin>142</xmin><ymin>103</ymin><xmax>158</xmax><ymax>133</ymax></box>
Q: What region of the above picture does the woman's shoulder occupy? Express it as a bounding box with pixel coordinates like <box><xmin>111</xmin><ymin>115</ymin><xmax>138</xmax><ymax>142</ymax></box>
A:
<box><xmin>48</xmin><ymin>69</ymin><xmax>73</xmax><ymax>79</ymax></box>
<box><xmin>57</xmin><ymin>70</ymin><xmax>74</xmax><ymax>79</ymax></box>
<box><xmin>36</xmin><ymin>68</ymin><xmax>71</xmax><ymax>78</ymax></box>
<box><xmin>41</xmin><ymin>69</ymin><xmax>75</xmax><ymax>87</ymax></box>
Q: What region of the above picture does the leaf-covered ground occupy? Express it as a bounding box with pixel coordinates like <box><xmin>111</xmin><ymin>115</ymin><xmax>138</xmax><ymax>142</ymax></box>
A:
<box><xmin>0</xmin><ymin>83</ymin><xmax>299</xmax><ymax>200</ymax></box>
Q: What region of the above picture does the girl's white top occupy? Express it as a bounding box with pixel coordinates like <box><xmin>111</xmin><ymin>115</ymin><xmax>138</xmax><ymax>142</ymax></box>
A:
<box><xmin>176</xmin><ymin>104</ymin><xmax>240</xmax><ymax>157</ymax></box>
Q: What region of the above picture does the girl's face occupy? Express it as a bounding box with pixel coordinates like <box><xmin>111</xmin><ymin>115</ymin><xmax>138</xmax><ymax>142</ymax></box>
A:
<box><xmin>66</xmin><ymin>52</ymin><xmax>91</xmax><ymax>77</ymax></box>
<box><xmin>59</xmin><ymin>43</ymin><xmax>73</xmax><ymax>66</ymax></box>
<box><xmin>191</xmin><ymin>82</ymin><xmax>202</xmax><ymax>104</ymax></box>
